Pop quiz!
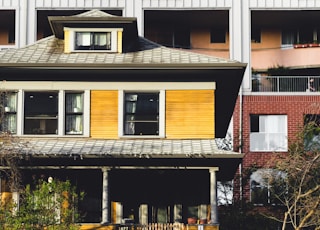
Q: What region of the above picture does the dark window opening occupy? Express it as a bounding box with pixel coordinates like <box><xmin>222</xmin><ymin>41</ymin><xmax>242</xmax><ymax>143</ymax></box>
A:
<box><xmin>298</xmin><ymin>28</ymin><xmax>314</xmax><ymax>44</ymax></box>
<box><xmin>144</xmin><ymin>10</ymin><xmax>230</xmax><ymax>49</ymax></box>
<box><xmin>210</xmin><ymin>28</ymin><xmax>226</xmax><ymax>43</ymax></box>
<box><xmin>250</xmin><ymin>114</ymin><xmax>259</xmax><ymax>132</ymax></box>
<box><xmin>124</xmin><ymin>93</ymin><xmax>159</xmax><ymax>135</ymax></box>
<box><xmin>0</xmin><ymin>10</ymin><xmax>15</xmax><ymax>45</ymax></box>
<box><xmin>251</xmin><ymin>28</ymin><xmax>261</xmax><ymax>43</ymax></box>
<box><xmin>24</xmin><ymin>92</ymin><xmax>58</xmax><ymax>135</ymax></box>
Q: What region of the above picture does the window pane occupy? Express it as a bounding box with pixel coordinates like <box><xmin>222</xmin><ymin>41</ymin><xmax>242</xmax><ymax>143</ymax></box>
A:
<box><xmin>65</xmin><ymin>93</ymin><xmax>83</xmax><ymax>135</ymax></box>
<box><xmin>76</xmin><ymin>32</ymin><xmax>91</xmax><ymax>46</ymax></box>
<box><xmin>251</xmin><ymin>28</ymin><xmax>261</xmax><ymax>43</ymax></box>
<box><xmin>250</xmin><ymin>115</ymin><xmax>287</xmax><ymax>151</ymax></box>
<box><xmin>0</xmin><ymin>92</ymin><xmax>17</xmax><ymax>134</ymax></box>
<box><xmin>24</xmin><ymin>92</ymin><xmax>58</xmax><ymax>134</ymax></box>
<box><xmin>210</xmin><ymin>28</ymin><xmax>226</xmax><ymax>43</ymax></box>
<box><xmin>251</xmin><ymin>169</ymin><xmax>287</xmax><ymax>205</ymax></box>
<box><xmin>66</xmin><ymin>93</ymin><xmax>83</xmax><ymax>113</ymax></box>
<box><xmin>93</xmin><ymin>32</ymin><xmax>111</xmax><ymax>50</ymax></box>
<box><xmin>282</xmin><ymin>30</ymin><xmax>296</xmax><ymax>45</ymax></box>
<box><xmin>124</xmin><ymin>93</ymin><xmax>159</xmax><ymax>135</ymax></box>
<box><xmin>299</xmin><ymin>28</ymin><xmax>313</xmax><ymax>43</ymax></box>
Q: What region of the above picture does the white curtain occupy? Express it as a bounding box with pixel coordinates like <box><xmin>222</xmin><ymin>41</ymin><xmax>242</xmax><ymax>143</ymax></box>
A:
<box><xmin>65</xmin><ymin>93</ymin><xmax>83</xmax><ymax>134</ymax></box>
<box><xmin>77</xmin><ymin>32</ymin><xmax>91</xmax><ymax>46</ymax></box>
<box><xmin>4</xmin><ymin>93</ymin><xmax>17</xmax><ymax>133</ymax></box>
<box><xmin>250</xmin><ymin>115</ymin><xmax>287</xmax><ymax>151</ymax></box>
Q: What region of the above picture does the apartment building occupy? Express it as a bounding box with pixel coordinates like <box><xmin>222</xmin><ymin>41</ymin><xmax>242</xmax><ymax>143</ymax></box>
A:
<box><xmin>1</xmin><ymin>0</ymin><xmax>320</xmax><ymax>226</ymax></box>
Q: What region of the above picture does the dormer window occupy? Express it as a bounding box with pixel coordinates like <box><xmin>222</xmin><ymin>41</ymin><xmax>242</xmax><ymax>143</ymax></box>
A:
<box><xmin>75</xmin><ymin>32</ymin><xmax>111</xmax><ymax>50</ymax></box>
<box><xmin>64</xmin><ymin>27</ymin><xmax>123</xmax><ymax>53</ymax></box>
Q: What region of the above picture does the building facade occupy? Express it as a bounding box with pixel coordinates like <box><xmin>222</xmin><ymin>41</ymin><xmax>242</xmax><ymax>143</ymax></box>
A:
<box><xmin>1</xmin><ymin>0</ymin><xmax>320</xmax><ymax>224</ymax></box>
<box><xmin>0</xmin><ymin>9</ymin><xmax>246</xmax><ymax>229</ymax></box>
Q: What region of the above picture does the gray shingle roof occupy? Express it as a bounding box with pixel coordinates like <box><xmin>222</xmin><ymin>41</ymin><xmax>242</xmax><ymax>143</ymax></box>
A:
<box><xmin>0</xmin><ymin>36</ymin><xmax>242</xmax><ymax>67</ymax></box>
<box><xmin>21</xmin><ymin>138</ymin><xmax>241</xmax><ymax>158</ymax></box>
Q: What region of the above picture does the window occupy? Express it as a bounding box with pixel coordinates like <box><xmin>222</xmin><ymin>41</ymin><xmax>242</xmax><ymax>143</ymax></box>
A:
<box><xmin>251</xmin><ymin>169</ymin><xmax>286</xmax><ymax>205</ymax></box>
<box><xmin>75</xmin><ymin>32</ymin><xmax>111</xmax><ymax>50</ymax></box>
<box><xmin>65</xmin><ymin>28</ymin><xmax>121</xmax><ymax>53</ymax></box>
<box><xmin>24</xmin><ymin>92</ymin><xmax>58</xmax><ymax>134</ymax></box>
<box><xmin>210</xmin><ymin>28</ymin><xmax>226</xmax><ymax>43</ymax></box>
<box><xmin>0</xmin><ymin>10</ymin><xmax>15</xmax><ymax>45</ymax></box>
<box><xmin>304</xmin><ymin>114</ymin><xmax>320</xmax><ymax>150</ymax></box>
<box><xmin>251</xmin><ymin>28</ymin><xmax>261</xmax><ymax>43</ymax></box>
<box><xmin>250</xmin><ymin>115</ymin><xmax>287</xmax><ymax>151</ymax></box>
<box><xmin>281</xmin><ymin>29</ymin><xmax>296</xmax><ymax>47</ymax></box>
<box><xmin>22</xmin><ymin>91</ymin><xmax>85</xmax><ymax>135</ymax></box>
<box><xmin>282</xmin><ymin>28</ymin><xmax>320</xmax><ymax>46</ymax></box>
<box><xmin>124</xmin><ymin>92</ymin><xmax>159</xmax><ymax>136</ymax></box>
<box><xmin>65</xmin><ymin>92</ymin><xmax>83</xmax><ymax>135</ymax></box>
<box><xmin>0</xmin><ymin>91</ymin><xmax>17</xmax><ymax>134</ymax></box>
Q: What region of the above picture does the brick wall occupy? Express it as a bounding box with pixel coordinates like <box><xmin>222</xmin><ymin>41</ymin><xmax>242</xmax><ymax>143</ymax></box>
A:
<box><xmin>232</xmin><ymin>94</ymin><xmax>320</xmax><ymax>201</ymax></box>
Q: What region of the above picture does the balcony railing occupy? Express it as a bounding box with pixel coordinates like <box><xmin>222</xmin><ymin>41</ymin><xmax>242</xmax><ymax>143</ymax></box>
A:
<box><xmin>252</xmin><ymin>75</ymin><xmax>320</xmax><ymax>92</ymax></box>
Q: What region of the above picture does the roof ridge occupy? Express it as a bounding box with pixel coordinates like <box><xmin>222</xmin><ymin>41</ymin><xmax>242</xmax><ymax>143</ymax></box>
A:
<box><xmin>73</xmin><ymin>9</ymin><xmax>116</xmax><ymax>17</ymax></box>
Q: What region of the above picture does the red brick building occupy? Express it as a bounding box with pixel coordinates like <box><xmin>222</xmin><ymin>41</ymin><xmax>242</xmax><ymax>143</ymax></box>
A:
<box><xmin>233</xmin><ymin>93</ymin><xmax>320</xmax><ymax>202</ymax></box>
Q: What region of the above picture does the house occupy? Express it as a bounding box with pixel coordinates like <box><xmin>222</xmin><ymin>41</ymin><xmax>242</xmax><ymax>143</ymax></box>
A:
<box><xmin>2</xmin><ymin>0</ymin><xmax>320</xmax><ymax>222</ymax></box>
<box><xmin>0</xmin><ymin>10</ymin><xmax>246</xmax><ymax>229</ymax></box>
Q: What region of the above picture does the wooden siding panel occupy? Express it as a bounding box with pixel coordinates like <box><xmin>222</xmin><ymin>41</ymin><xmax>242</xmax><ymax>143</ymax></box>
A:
<box><xmin>166</xmin><ymin>90</ymin><xmax>215</xmax><ymax>139</ymax></box>
<box><xmin>91</xmin><ymin>91</ymin><xmax>118</xmax><ymax>139</ymax></box>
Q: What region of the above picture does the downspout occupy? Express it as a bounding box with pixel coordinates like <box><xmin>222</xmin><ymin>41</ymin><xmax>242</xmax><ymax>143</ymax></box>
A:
<box><xmin>238</xmin><ymin>85</ymin><xmax>243</xmax><ymax>201</ymax></box>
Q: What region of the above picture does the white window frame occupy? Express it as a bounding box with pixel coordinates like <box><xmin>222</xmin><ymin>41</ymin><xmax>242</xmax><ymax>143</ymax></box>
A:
<box><xmin>65</xmin><ymin>27</ymin><xmax>122</xmax><ymax>53</ymax></box>
<box><xmin>15</xmin><ymin>90</ymin><xmax>90</xmax><ymax>137</ymax></box>
<box><xmin>250</xmin><ymin>115</ymin><xmax>288</xmax><ymax>152</ymax></box>
<box><xmin>118</xmin><ymin>90</ymin><xmax>165</xmax><ymax>138</ymax></box>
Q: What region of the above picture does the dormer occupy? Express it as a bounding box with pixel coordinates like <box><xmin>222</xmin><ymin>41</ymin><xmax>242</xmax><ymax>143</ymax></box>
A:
<box><xmin>48</xmin><ymin>10</ymin><xmax>139</xmax><ymax>54</ymax></box>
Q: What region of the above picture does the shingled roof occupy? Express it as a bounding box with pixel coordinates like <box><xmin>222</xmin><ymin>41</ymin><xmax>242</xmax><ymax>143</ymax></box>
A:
<box><xmin>21</xmin><ymin>138</ymin><xmax>240</xmax><ymax>158</ymax></box>
<box><xmin>0</xmin><ymin>36</ymin><xmax>243</xmax><ymax>68</ymax></box>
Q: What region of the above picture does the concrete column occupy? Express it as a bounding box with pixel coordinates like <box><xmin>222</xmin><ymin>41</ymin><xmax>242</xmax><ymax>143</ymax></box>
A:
<box><xmin>102</xmin><ymin>167</ymin><xmax>110</xmax><ymax>224</ymax></box>
<box><xmin>209</xmin><ymin>168</ymin><xmax>219</xmax><ymax>224</ymax></box>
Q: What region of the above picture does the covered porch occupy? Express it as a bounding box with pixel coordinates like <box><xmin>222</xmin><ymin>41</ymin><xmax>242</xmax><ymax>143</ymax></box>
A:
<box><xmin>10</xmin><ymin>138</ymin><xmax>243</xmax><ymax>229</ymax></box>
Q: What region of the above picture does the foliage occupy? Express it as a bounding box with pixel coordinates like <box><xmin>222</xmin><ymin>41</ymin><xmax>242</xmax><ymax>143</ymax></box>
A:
<box><xmin>267</xmin><ymin>66</ymin><xmax>291</xmax><ymax>76</ymax></box>
<box><xmin>267</xmin><ymin>120</ymin><xmax>320</xmax><ymax>230</ymax></box>
<box><xmin>219</xmin><ymin>202</ymin><xmax>283</xmax><ymax>230</ymax></box>
<box><xmin>1</xmin><ymin>178</ymin><xmax>84</xmax><ymax>230</ymax></box>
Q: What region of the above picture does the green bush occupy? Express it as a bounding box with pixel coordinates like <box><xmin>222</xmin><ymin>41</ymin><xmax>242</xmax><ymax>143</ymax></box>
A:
<box><xmin>1</xmin><ymin>178</ymin><xmax>84</xmax><ymax>230</ymax></box>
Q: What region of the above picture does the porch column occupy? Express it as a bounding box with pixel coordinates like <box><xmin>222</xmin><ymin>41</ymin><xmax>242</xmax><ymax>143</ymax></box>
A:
<box><xmin>174</xmin><ymin>204</ymin><xmax>182</xmax><ymax>222</ymax></box>
<box><xmin>209</xmin><ymin>168</ymin><xmax>219</xmax><ymax>224</ymax></box>
<box><xmin>102</xmin><ymin>167</ymin><xmax>110</xmax><ymax>224</ymax></box>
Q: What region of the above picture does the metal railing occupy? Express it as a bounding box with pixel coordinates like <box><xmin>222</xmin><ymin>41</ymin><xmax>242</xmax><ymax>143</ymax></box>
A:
<box><xmin>252</xmin><ymin>75</ymin><xmax>320</xmax><ymax>92</ymax></box>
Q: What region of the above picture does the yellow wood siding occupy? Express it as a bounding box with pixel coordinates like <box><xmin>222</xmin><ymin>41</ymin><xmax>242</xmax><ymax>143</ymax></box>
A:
<box><xmin>117</xmin><ymin>31</ymin><xmax>122</xmax><ymax>53</ymax></box>
<box><xmin>64</xmin><ymin>29</ymin><xmax>71</xmax><ymax>53</ymax></box>
<box><xmin>90</xmin><ymin>91</ymin><xmax>118</xmax><ymax>138</ymax></box>
<box><xmin>166</xmin><ymin>90</ymin><xmax>215</xmax><ymax>139</ymax></box>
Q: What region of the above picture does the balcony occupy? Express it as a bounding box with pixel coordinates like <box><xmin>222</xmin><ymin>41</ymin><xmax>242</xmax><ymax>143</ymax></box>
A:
<box><xmin>252</xmin><ymin>75</ymin><xmax>320</xmax><ymax>92</ymax></box>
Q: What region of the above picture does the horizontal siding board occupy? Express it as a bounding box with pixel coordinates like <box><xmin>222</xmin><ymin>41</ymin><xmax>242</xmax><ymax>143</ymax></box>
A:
<box><xmin>142</xmin><ymin>0</ymin><xmax>231</xmax><ymax>8</ymax></box>
<box><xmin>166</xmin><ymin>90</ymin><xmax>214</xmax><ymax>139</ymax></box>
<box><xmin>33</xmin><ymin>0</ymin><xmax>124</xmax><ymax>8</ymax></box>
<box><xmin>90</xmin><ymin>90</ymin><xmax>118</xmax><ymax>139</ymax></box>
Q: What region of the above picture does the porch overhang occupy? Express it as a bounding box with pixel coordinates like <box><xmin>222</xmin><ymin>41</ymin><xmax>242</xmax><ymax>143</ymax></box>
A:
<box><xmin>16</xmin><ymin>138</ymin><xmax>243</xmax><ymax>180</ymax></box>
